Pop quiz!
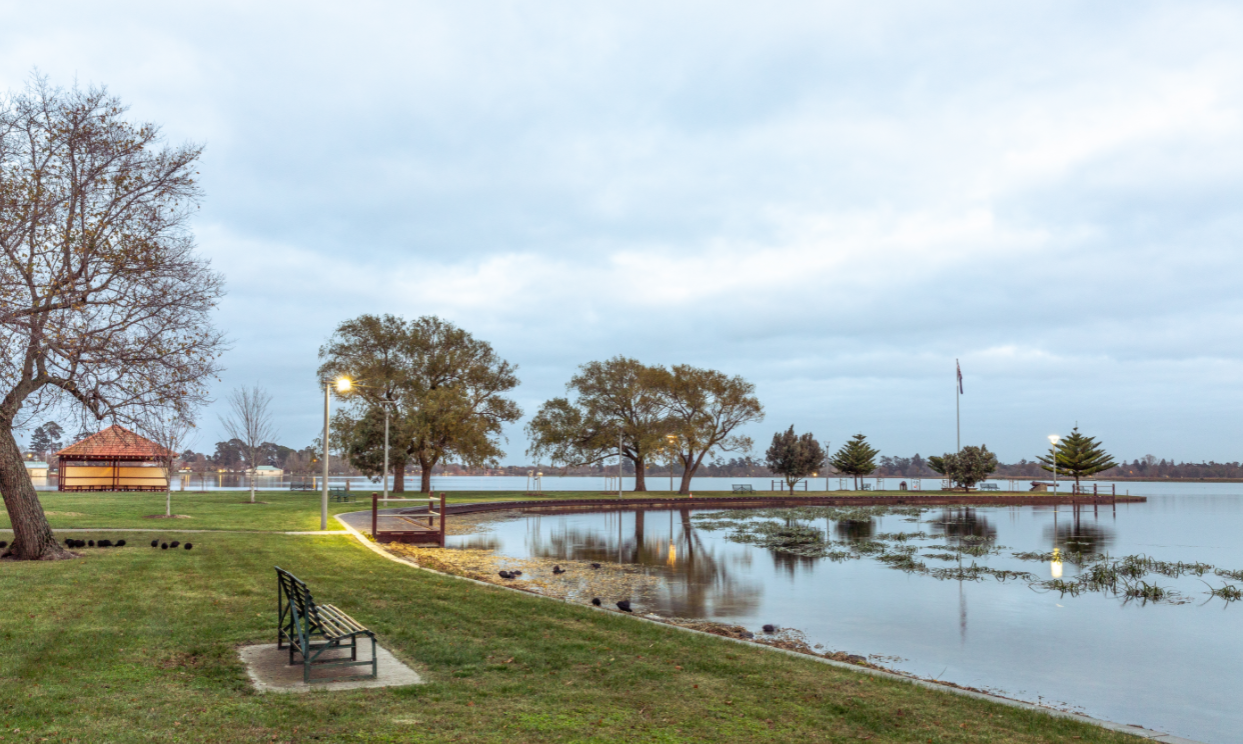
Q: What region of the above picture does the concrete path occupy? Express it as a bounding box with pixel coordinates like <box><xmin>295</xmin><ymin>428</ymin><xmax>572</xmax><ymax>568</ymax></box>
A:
<box><xmin>238</xmin><ymin>643</ymin><xmax>422</xmax><ymax>693</ymax></box>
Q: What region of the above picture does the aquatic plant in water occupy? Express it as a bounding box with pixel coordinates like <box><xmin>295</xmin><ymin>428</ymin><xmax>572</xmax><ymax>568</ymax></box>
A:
<box><xmin>1215</xmin><ymin>568</ymin><xmax>1243</xmax><ymax>582</ymax></box>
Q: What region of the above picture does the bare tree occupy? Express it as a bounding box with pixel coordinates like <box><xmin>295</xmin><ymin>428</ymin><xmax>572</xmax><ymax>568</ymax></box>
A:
<box><xmin>0</xmin><ymin>77</ymin><xmax>225</xmax><ymax>560</ymax></box>
<box><xmin>137</xmin><ymin>410</ymin><xmax>195</xmax><ymax>517</ymax></box>
<box><xmin>219</xmin><ymin>385</ymin><xmax>276</xmax><ymax>503</ymax></box>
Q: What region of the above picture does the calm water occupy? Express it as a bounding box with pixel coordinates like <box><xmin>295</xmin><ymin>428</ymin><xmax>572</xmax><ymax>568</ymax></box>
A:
<box><xmin>448</xmin><ymin>492</ymin><xmax>1243</xmax><ymax>743</ymax></box>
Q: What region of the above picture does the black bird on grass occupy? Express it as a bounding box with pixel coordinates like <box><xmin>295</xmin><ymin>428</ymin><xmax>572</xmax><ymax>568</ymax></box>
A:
<box><xmin>591</xmin><ymin>598</ymin><xmax>602</xmax><ymax>606</ymax></box>
<box><xmin>616</xmin><ymin>600</ymin><xmax>632</xmax><ymax>613</ymax></box>
<box><xmin>184</xmin><ymin>543</ymin><xmax>193</xmax><ymax>550</ymax></box>
<box><xmin>151</xmin><ymin>539</ymin><xmax>159</xmax><ymax>548</ymax></box>
<box><xmin>591</xmin><ymin>563</ymin><xmax>601</xmax><ymax>569</ymax></box>
<box><xmin>161</xmin><ymin>542</ymin><xmax>168</xmax><ymax>550</ymax></box>
<box><xmin>98</xmin><ymin>539</ymin><xmax>112</xmax><ymax>548</ymax></box>
<box><xmin>116</xmin><ymin>540</ymin><xmax>126</xmax><ymax>547</ymax></box>
<box><xmin>0</xmin><ymin>540</ymin><xmax>7</xmax><ymax>549</ymax></box>
<box><xmin>64</xmin><ymin>538</ymin><xmax>74</xmax><ymax>547</ymax></box>
<box><xmin>498</xmin><ymin>571</ymin><xmax>514</xmax><ymax>579</ymax></box>
<box><xmin>511</xmin><ymin>570</ymin><xmax>522</xmax><ymax>576</ymax></box>
<box><xmin>552</xmin><ymin>565</ymin><xmax>565</xmax><ymax>574</ymax></box>
<box><xmin>762</xmin><ymin>624</ymin><xmax>776</xmax><ymax>633</ymax></box>
<box><xmin>169</xmin><ymin>540</ymin><xmax>180</xmax><ymax>548</ymax></box>
<box><xmin>88</xmin><ymin>540</ymin><xmax>95</xmax><ymax>547</ymax></box>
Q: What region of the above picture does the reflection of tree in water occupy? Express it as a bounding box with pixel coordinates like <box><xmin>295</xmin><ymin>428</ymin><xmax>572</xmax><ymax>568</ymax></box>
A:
<box><xmin>1043</xmin><ymin>509</ymin><xmax>1114</xmax><ymax>555</ymax></box>
<box><xmin>927</xmin><ymin>508</ymin><xmax>997</xmax><ymax>544</ymax></box>
<box><xmin>527</xmin><ymin>508</ymin><xmax>761</xmax><ymax>619</ymax></box>
<box><xmin>455</xmin><ymin>535</ymin><xmax>501</xmax><ymax>551</ymax></box>
<box><xmin>834</xmin><ymin>519</ymin><xmax>875</xmax><ymax>541</ymax></box>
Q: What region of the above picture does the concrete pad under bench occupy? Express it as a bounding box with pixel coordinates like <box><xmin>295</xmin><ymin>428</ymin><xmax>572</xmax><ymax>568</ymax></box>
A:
<box><xmin>239</xmin><ymin>643</ymin><xmax>422</xmax><ymax>692</ymax></box>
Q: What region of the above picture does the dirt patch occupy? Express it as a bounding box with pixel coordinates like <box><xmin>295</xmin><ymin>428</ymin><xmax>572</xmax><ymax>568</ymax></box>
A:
<box><xmin>44</xmin><ymin>511</ymin><xmax>87</xmax><ymax>517</ymax></box>
<box><xmin>142</xmin><ymin>514</ymin><xmax>192</xmax><ymax>519</ymax></box>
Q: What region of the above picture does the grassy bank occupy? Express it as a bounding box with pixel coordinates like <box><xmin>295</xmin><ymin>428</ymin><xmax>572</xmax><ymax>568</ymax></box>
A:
<box><xmin>0</xmin><ymin>529</ymin><xmax>1143</xmax><ymax>743</ymax></box>
<box><xmin>2</xmin><ymin>489</ymin><xmax>955</xmax><ymax>532</ymax></box>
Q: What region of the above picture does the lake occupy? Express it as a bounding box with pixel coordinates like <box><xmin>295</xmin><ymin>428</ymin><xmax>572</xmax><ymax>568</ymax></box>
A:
<box><xmin>446</xmin><ymin>490</ymin><xmax>1243</xmax><ymax>743</ymax></box>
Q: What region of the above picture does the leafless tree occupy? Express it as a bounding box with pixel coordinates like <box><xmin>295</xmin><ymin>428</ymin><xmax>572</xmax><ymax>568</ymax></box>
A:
<box><xmin>137</xmin><ymin>409</ymin><xmax>195</xmax><ymax>517</ymax></box>
<box><xmin>0</xmin><ymin>76</ymin><xmax>225</xmax><ymax>560</ymax></box>
<box><xmin>219</xmin><ymin>385</ymin><xmax>276</xmax><ymax>503</ymax></box>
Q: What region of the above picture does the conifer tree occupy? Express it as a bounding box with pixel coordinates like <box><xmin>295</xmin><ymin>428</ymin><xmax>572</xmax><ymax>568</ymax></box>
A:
<box><xmin>828</xmin><ymin>433</ymin><xmax>879</xmax><ymax>490</ymax></box>
<box><xmin>1038</xmin><ymin>426</ymin><xmax>1116</xmax><ymax>491</ymax></box>
<box><xmin>765</xmin><ymin>426</ymin><xmax>825</xmax><ymax>494</ymax></box>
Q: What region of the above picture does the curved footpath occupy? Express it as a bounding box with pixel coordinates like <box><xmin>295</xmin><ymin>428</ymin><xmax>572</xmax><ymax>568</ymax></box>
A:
<box><xmin>336</xmin><ymin>494</ymin><xmax>1200</xmax><ymax>744</ymax></box>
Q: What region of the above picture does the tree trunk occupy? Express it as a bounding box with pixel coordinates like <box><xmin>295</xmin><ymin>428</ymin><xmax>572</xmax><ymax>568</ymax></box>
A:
<box><xmin>632</xmin><ymin>458</ymin><xmax>647</xmax><ymax>492</ymax></box>
<box><xmin>166</xmin><ymin>488</ymin><xmax>171</xmax><ymax>517</ymax></box>
<box><xmin>677</xmin><ymin>468</ymin><xmax>694</xmax><ymax>495</ymax></box>
<box><xmin>393</xmin><ymin>462</ymin><xmax>405</xmax><ymax>493</ymax></box>
<box><xmin>419</xmin><ymin>455</ymin><xmax>435</xmax><ymax>493</ymax></box>
<box><xmin>249</xmin><ymin>473</ymin><xmax>255</xmax><ymax>503</ymax></box>
<box><xmin>0</xmin><ymin>427</ymin><xmax>71</xmax><ymax>560</ymax></box>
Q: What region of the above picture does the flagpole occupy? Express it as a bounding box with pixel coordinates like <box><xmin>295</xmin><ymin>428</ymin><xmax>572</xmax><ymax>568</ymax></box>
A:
<box><xmin>955</xmin><ymin>359</ymin><xmax>960</xmax><ymax>453</ymax></box>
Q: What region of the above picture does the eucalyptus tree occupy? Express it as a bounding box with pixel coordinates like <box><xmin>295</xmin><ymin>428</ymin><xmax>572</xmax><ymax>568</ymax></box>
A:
<box><xmin>319</xmin><ymin>314</ymin><xmax>520</xmax><ymax>493</ymax></box>
<box><xmin>1038</xmin><ymin>426</ymin><xmax>1116</xmax><ymax>491</ymax></box>
<box><xmin>661</xmin><ymin>365</ymin><xmax>763</xmax><ymax>495</ymax></box>
<box><xmin>526</xmin><ymin>357</ymin><xmax>671</xmax><ymax>491</ymax></box>
<box><xmin>0</xmin><ymin>78</ymin><xmax>225</xmax><ymax>560</ymax></box>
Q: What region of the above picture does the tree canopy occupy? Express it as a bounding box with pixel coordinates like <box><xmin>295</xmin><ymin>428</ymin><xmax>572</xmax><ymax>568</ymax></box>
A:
<box><xmin>765</xmin><ymin>426</ymin><xmax>824</xmax><ymax>494</ymax></box>
<box><xmin>828</xmin><ymin>434</ymin><xmax>879</xmax><ymax>490</ymax></box>
<box><xmin>319</xmin><ymin>314</ymin><xmax>521</xmax><ymax>492</ymax></box>
<box><xmin>526</xmin><ymin>358</ymin><xmax>762</xmax><ymax>493</ymax></box>
<box><xmin>0</xmin><ymin>78</ymin><xmax>225</xmax><ymax>559</ymax></box>
<box><xmin>929</xmin><ymin>445</ymin><xmax>998</xmax><ymax>490</ymax></box>
<box><xmin>1038</xmin><ymin>426</ymin><xmax>1116</xmax><ymax>490</ymax></box>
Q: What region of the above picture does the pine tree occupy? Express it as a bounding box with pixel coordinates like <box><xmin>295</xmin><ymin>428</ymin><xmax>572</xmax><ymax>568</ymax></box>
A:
<box><xmin>764</xmin><ymin>426</ymin><xmax>825</xmax><ymax>494</ymax></box>
<box><xmin>1038</xmin><ymin>426</ymin><xmax>1116</xmax><ymax>491</ymax></box>
<box><xmin>828</xmin><ymin>433</ymin><xmax>879</xmax><ymax>490</ymax></box>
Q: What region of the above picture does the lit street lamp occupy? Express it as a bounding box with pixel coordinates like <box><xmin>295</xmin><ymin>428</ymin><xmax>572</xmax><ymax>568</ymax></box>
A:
<box><xmin>321</xmin><ymin>376</ymin><xmax>352</xmax><ymax>530</ymax></box>
<box><xmin>1048</xmin><ymin>434</ymin><xmax>1061</xmax><ymax>495</ymax></box>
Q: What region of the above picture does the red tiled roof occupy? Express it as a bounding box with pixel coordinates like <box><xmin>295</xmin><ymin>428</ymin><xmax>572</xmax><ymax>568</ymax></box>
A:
<box><xmin>55</xmin><ymin>424</ymin><xmax>174</xmax><ymax>459</ymax></box>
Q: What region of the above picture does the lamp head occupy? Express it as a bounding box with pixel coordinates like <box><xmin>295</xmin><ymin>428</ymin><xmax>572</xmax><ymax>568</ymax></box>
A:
<box><xmin>335</xmin><ymin>377</ymin><xmax>353</xmax><ymax>394</ymax></box>
<box><xmin>1048</xmin><ymin>434</ymin><xmax>1060</xmax><ymax>445</ymax></box>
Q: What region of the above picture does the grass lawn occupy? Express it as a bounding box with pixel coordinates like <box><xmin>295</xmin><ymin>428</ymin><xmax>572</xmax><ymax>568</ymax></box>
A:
<box><xmin>1</xmin><ymin>489</ymin><xmax>927</xmax><ymax>532</ymax></box>
<box><xmin>0</xmin><ymin>529</ymin><xmax>1145</xmax><ymax>744</ymax></box>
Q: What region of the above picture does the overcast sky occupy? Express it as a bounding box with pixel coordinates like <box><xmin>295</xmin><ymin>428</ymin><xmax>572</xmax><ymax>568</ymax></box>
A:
<box><xmin>5</xmin><ymin>1</ymin><xmax>1243</xmax><ymax>464</ymax></box>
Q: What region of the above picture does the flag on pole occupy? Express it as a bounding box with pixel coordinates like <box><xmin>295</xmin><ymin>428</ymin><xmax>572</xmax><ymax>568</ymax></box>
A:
<box><xmin>956</xmin><ymin>360</ymin><xmax>963</xmax><ymax>394</ymax></box>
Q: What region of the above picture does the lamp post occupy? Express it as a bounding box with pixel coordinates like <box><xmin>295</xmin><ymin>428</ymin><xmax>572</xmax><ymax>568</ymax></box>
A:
<box><xmin>666</xmin><ymin>434</ymin><xmax>678</xmax><ymax>492</ymax></box>
<box><xmin>321</xmin><ymin>376</ymin><xmax>352</xmax><ymax>531</ymax></box>
<box><xmin>1048</xmin><ymin>434</ymin><xmax>1061</xmax><ymax>495</ymax></box>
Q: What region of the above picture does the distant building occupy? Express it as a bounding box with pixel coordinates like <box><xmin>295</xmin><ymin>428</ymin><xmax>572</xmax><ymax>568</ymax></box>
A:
<box><xmin>25</xmin><ymin>461</ymin><xmax>49</xmax><ymax>478</ymax></box>
<box><xmin>251</xmin><ymin>465</ymin><xmax>284</xmax><ymax>477</ymax></box>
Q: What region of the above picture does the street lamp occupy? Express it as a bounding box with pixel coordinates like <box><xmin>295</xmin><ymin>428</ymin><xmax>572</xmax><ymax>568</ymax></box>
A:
<box><xmin>320</xmin><ymin>375</ymin><xmax>352</xmax><ymax>530</ymax></box>
<box><xmin>1047</xmin><ymin>434</ymin><xmax>1061</xmax><ymax>495</ymax></box>
<box><xmin>666</xmin><ymin>434</ymin><xmax>678</xmax><ymax>492</ymax></box>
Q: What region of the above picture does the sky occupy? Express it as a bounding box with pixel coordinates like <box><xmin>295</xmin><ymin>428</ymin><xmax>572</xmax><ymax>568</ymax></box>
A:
<box><xmin>4</xmin><ymin>1</ymin><xmax>1243</xmax><ymax>464</ymax></box>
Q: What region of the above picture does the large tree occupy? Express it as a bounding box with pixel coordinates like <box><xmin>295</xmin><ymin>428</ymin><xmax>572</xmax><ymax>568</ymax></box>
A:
<box><xmin>765</xmin><ymin>426</ymin><xmax>824</xmax><ymax>494</ymax></box>
<box><xmin>929</xmin><ymin>445</ymin><xmax>998</xmax><ymax>491</ymax></box>
<box><xmin>0</xmin><ymin>78</ymin><xmax>224</xmax><ymax>560</ymax></box>
<box><xmin>662</xmin><ymin>365</ymin><xmax>763</xmax><ymax>495</ymax></box>
<box><xmin>319</xmin><ymin>314</ymin><xmax>520</xmax><ymax>493</ymax></box>
<box><xmin>29</xmin><ymin>421</ymin><xmax>62</xmax><ymax>458</ymax></box>
<box><xmin>828</xmin><ymin>433</ymin><xmax>879</xmax><ymax>490</ymax></box>
<box><xmin>1038</xmin><ymin>426</ymin><xmax>1116</xmax><ymax>491</ymax></box>
<box><xmin>526</xmin><ymin>357</ymin><xmax>671</xmax><ymax>492</ymax></box>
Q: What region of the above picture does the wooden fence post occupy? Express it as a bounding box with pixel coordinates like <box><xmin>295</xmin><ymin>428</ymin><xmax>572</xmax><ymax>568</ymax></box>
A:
<box><xmin>439</xmin><ymin>492</ymin><xmax>447</xmax><ymax>547</ymax></box>
<box><xmin>371</xmin><ymin>492</ymin><xmax>378</xmax><ymax>540</ymax></box>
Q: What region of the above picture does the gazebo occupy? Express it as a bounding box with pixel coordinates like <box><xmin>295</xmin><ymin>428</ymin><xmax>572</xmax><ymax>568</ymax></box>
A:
<box><xmin>55</xmin><ymin>424</ymin><xmax>173</xmax><ymax>492</ymax></box>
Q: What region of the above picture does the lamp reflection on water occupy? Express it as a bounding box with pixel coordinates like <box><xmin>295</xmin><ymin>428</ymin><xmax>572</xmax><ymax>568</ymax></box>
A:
<box><xmin>1051</xmin><ymin>548</ymin><xmax>1063</xmax><ymax>578</ymax></box>
<box><xmin>667</xmin><ymin>542</ymin><xmax>677</xmax><ymax>567</ymax></box>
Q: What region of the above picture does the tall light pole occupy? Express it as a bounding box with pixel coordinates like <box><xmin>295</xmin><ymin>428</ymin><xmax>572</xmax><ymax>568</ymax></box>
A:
<box><xmin>1048</xmin><ymin>434</ymin><xmax>1061</xmax><ymax>495</ymax></box>
<box><xmin>617</xmin><ymin>426</ymin><xmax>623</xmax><ymax>499</ymax></box>
<box><xmin>321</xmin><ymin>376</ymin><xmax>352</xmax><ymax>531</ymax></box>
<box><xmin>666</xmin><ymin>434</ymin><xmax>678</xmax><ymax>492</ymax></box>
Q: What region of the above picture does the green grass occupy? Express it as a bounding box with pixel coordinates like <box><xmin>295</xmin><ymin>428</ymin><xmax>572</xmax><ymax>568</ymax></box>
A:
<box><xmin>1</xmin><ymin>489</ymin><xmax>924</xmax><ymax>532</ymax></box>
<box><xmin>0</xmin><ymin>530</ymin><xmax>1144</xmax><ymax>743</ymax></box>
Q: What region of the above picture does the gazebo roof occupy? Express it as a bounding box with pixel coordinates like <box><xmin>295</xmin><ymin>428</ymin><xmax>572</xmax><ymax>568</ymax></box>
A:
<box><xmin>55</xmin><ymin>424</ymin><xmax>174</xmax><ymax>459</ymax></box>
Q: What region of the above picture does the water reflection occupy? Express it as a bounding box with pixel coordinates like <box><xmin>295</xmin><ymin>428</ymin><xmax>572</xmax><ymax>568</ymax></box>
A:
<box><xmin>834</xmin><ymin>518</ymin><xmax>876</xmax><ymax>541</ymax></box>
<box><xmin>523</xmin><ymin>508</ymin><xmax>761</xmax><ymax>618</ymax></box>
<box><xmin>927</xmin><ymin>508</ymin><xmax>997</xmax><ymax>543</ymax></box>
<box><xmin>1043</xmin><ymin>506</ymin><xmax>1115</xmax><ymax>555</ymax></box>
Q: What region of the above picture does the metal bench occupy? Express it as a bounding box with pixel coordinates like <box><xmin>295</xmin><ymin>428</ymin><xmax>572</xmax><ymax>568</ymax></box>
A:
<box><xmin>977</xmin><ymin>483</ymin><xmax>999</xmax><ymax>491</ymax></box>
<box><xmin>329</xmin><ymin>488</ymin><xmax>351</xmax><ymax>502</ymax></box>
<box><xmin>732</xmin><ymin>484</ymin><xmax>755</xmax><ymax>493</ymax></box>
<box><xmin>276</xmin><ymin>566</ymin><xmax>376</xmax><ymax>682</ymax></box>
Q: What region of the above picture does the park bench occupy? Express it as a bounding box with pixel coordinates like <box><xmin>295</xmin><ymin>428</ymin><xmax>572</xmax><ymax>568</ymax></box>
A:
<box><xmin>859</xmin><ymin>483</ymin><xmax>872</xmax><ymax>491</ymax></box>
<box><xmin>732</xmin><ymin>484</ymin><xmax>755</xmax><ymax>493</ymax></box>
<box><xmin>329</xmin><ymin>488</ymin><xmax>351</xmax><ymax>502</ymax></box>
<box><xmin>977</xmin><ymin>483</ymin><xmax>1000</xmax><ymax>491</ymax></box>
<box><xmin>276</xmin><ymin>566</ymin><xmax>377</xmax><ymax>682</ymax></box>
